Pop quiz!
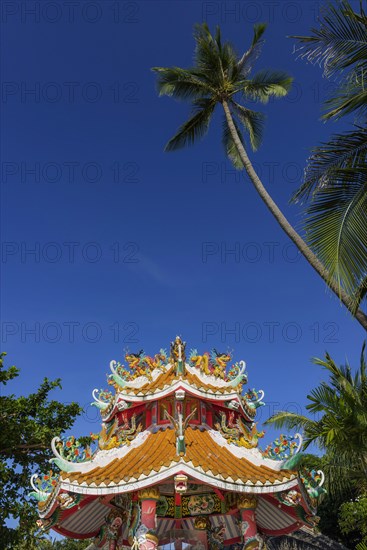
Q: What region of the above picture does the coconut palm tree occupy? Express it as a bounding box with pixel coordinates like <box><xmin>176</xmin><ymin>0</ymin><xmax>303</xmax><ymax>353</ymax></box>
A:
<box><xmin>152</xmin><ymin>22</ymin><xmax>367</xmax><ymax>330</ymax></box>
<box><xmin>265</xmin><ymin>343</ymin><xmax>367</xmax><ymax>481</ymax></box>
<box><xmin>291</xmin><ymin>0</ymin><xmax>367</xmax><ymax>313</ymax></box>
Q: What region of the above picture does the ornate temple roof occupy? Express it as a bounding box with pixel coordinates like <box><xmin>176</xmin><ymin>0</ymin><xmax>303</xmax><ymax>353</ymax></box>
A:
<box><xmin>31</xmin><ymin>337</ymin><xmax>324</xmax><ymax>546</ymax></box>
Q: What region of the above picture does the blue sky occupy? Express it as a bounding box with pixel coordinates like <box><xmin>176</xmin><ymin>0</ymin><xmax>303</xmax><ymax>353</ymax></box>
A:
<box><xmin>1</xmin><ymin>0</ymin><xmax>364</xmax><ymax>446</ymax></box>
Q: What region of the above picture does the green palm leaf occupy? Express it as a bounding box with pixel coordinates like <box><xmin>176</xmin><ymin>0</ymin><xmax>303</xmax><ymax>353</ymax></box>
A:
<box><xmin>241</xmin><ymin>70</ymin><xmax>293</xmax><ymax>103</ymax></box>
<box><xmin>237</xmin><ymin>23</ymin><xmax>267</xmax><ymax>77</ymax></box>
<box><xmin>292</xmin><ymin>128</ymin><xmax>367</xmax><ymax>308</ymax></box>
<box><xmin>325</xmin><ymin>83</ymin><xmax>367</xmax><ymax>120</ymax></box>
<box><xmin>152</xmin><ymin>67</ymin><xmax>215</xmax><ymax>99</ymax></box>
<box><xmin>164</xmin><ymin>98</ymin><xmax>216</xmax><ymax>151</ymax></box>
<box><xmin>292</xmin><ymin>128</ymin><xmax>367</xmax><ymax>201</ymax></box>
<box><xmin>305</xmin><ymin>174</ymin><xmax>367</xmax><ymax>298</ymax></box>
<box><xmin>292</xmin><ymin>0</ymin><xmax>367</xmax><ymax>120</ymax></box>
<box><xmin>193</xmin><ymin>23</ymin><xmax>224</xmax><ymax>86</ymax></box>
<box><xmin>264</xmin><ymin>411</ymin><xmax>315</xmax><ymax>433</ymax></box>
<box><xmin>230</xmin><ymin>101</ymin><xmax>265</xmax><ymax>151</ymax></box>
<box><xmin>293</xmin><ymin>0</ymin><xmax>367</xmax><ymax>76</ymax></box>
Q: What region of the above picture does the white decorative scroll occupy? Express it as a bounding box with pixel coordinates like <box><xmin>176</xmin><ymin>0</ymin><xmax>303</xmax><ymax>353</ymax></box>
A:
<box><xmin>109</xmin><ymin>360</ymin><xmax>128</xmax><ymax>388</ymax></box>
<box><xmin>294</xmin><ymin>433</ymin><xmax>303</xmax><ymax>455</ymax></box>
<box><xmin>91</xmin><ymin>388</ymin><xmax>109</xmax><ymax>410</ymax></box>
<box><xmin>317</xmin><ymin>470</ymin><xmax>325</xmax><ymax>487</ymax></box>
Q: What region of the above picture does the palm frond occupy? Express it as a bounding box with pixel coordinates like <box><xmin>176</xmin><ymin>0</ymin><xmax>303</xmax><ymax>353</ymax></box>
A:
<box><xmin>152</xmin><ymin>66</ymin><xmax>214</xmax><ymax>99</ymax></box>
<box><xmin>222</xmin><ymin>116</ymin><xmax>245</xmax><ymax>169</ymax></box>
<box><xmin>292</xmin><ymin>128</ymin><xmax>367</xmax><ymax>201</ymax></box>
<box><xmin>242</xmin><ymin>70</ymin><xmax>293</xmax><ymax>103</ymax></box>
<box><xmin>214</xmin><ymin>25</ymin><xmax>222</xmax><ymax>51</ymax></box>
<box><xmin>220</xmin><ymin>41</ymin><xmax>240</xmax><ymax>81</ymax></box>
<box><xmin>193</xmin><ymin>23</ymin><xmax>224</xmax><ymax>86</ymax></box>
<box><xmin>292</xmin><ymin>0</ymin><xmax>367</xmax><ymax>77</ymax></box>
<box><xmin>324</xmin><ymin>81</ymin><xmax>367</xmax><ymax>120</ymax></box>
<box><xmin>237</xmin><ymin>22</ymin><xmax>267</xmax><ymax>77</ymax></box>
<box><xmin>292</xmin><ymin>1</ymin><xmax>367</xmax><ymax>120</ymax></box>
<box><xmin>164</xmin><ymin>98</ymin><xmax>216</xmax><ymax>151</ymax></box>
<box><xmin>231</xmin><ymin>101</ymin><xmax>265</xmax><ymax>151</ymax></box>
<box><xmin>304</xmin><ymin>173</ymin><xmax>367</xmax><ymax>299</ymax></box>
<box><xmin>306</xmin><ymin>383</ymin><xmax>340</xmax><ymax>415</ymax></box>
<box><xmin>264</xmin><ymin>411</ymin><xmax>315</xmax><ymax>432</ymax></box>
<box><xmin>320</xmin><ymin>450</ymin><xmax>360</xmax><ymax>497</ymax></box>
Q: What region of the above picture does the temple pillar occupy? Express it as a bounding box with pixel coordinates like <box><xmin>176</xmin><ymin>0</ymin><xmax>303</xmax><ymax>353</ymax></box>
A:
<box><xmin>237</xmin><ymin>495</ymin><xmax>261</xmax><ymax>549</ymax></box>
<box><xmin>137</xmin><ymin>488</ymin><xmax>160</xmax><ymax>549</ymax></box>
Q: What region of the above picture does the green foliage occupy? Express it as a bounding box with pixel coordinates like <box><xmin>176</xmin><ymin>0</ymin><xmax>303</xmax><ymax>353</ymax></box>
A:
<box><xmin>265</xmin><ymin>344</ymin><xmax>367</xmax><ymax>473</ymax></box>
<box><xmin>152</xmin><ymin>22</ymin><xmax>292</xmax><ymax>160</ymax></box>
<box><xmin>11</xmin><ymin>532</ymin><xmax>92</xmax><ymax>549</ymax></box>
<box><xmin>292</xmin><ymin>0</ymin><xmax>367</xmax><ymax>311</ymax></box>
<box><xmin>266</xmin><ymin>347</ymin><xmax>367</xmax><ymax>545</ymax></box>
<box><xmin>293</xmin><ymin>0</ymin><xmax>367</xmax><ymax>120</ymax></box>
<box><xmin>339</xmin><ymin>496</ymin><xmax>367</xmax><ymax>545</ymax></box>
<box><xmin>0</xmin><ymin>352</ymin><xmax>82</xmax><ymax>548</ymax></box>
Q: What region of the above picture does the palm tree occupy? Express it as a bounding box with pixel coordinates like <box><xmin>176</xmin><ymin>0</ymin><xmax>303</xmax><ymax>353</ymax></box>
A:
<box><xmin>265</xmin><ymin>343</ymin><xmax>367</xmax><ymax>482</ymax></box>
<box><xmin>291</xmin><ymin>0</ymin><xmax>367</xmax><ymax>313</ymax></box>
<box><xmin>152</xmin><ymin>22</ymin><xmax>367</xmax><ymax>330</ymax></box>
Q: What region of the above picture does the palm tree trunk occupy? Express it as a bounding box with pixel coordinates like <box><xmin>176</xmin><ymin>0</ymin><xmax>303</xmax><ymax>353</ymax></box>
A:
<box><xmin>222</xmin><ymin>100</ymin><xmax>367</xmax><ymax>331</ymax></box>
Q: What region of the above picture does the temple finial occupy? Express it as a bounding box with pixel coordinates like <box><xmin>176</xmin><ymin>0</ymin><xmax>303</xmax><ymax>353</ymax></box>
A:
<box><xmin>170</xmin><ymin>335</ymin><xmax>186</xmax><ymax>375</ymax></box>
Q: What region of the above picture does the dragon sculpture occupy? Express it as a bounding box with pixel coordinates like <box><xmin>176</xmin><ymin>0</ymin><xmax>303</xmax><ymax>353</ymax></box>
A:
<box><xmin>125</xmin><ymin>350</ymin><xmax>153</xmax><ymax>380</ymax></box>
<box><xmin>189</xmin><ymin>349</ymin><xmax>232</xmax><ymax>379</ymax></box>
<box><xmin>211</xmin><ymin>349</ymin><xmax>232</xmax><ymax>379</ymax></box>
<box><xmin>215</xmin><ymin>412</ymin><xmax>264</xmax><ymax>449</ymax></box>
<box><xmin>144</xmin><ymin>351</ymin><xmax>168</xmax><ymax>373</ymax></box>
<box><xmin>189</xmin><ymin>349</ymin><xmax>211</xmax><ymax>375</ymax></box>
<box><xmin>98</xmin><ymin>413</ymin><xmax>142</xmax><ymax>451</ymax></box>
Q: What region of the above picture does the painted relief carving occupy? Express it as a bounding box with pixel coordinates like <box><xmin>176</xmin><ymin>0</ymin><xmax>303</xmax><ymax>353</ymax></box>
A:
<box><xmin>98</xmin><ymin>412</ymin><xmax>142</xmax><ymax>450</ymax></box>
<box><xmin>215</xmin><ymin>412</ymin><xmax>265</xmax><ymax>448</ymax></box>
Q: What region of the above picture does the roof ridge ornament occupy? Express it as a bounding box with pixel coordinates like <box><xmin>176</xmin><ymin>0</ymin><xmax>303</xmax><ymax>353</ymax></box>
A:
<box><xmin>91</xmin><ymin>387</ymin><xmax>113</xmax><ymax>410</ymax></box>
<box><xmin>170</xmin><ymin>335</ymin><xmax>186</xmax><ymax>375</ymax></box>
<box><xmin>109</xmin><ymin>360</ymin><xmax>130</xmax><ymax>388</ymax></box>
<box><xmin>28</xmin><ymin>473</ymin><xmax>56</xmax><ymax>502</ymax></box>
<box><xmin>49</xmin><ymin>436</ymin><xmax>95</xmax><ymax>472</ymax></box>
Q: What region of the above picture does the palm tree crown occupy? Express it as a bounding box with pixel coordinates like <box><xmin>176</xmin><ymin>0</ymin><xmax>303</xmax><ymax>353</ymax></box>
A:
<box><xmin>152</xmin><ymin>23</ymin><xmax>292</xmax><ymax>164</ymax></box>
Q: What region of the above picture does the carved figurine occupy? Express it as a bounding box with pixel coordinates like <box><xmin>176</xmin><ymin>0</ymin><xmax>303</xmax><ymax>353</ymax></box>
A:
<box><xmin>189</xmin><ymin>349</ymin><xmax>211</xmax><ymax>375</ymax></box>
<box><xmin>170</xmin><ymin>336</ymin><xmax>186</xmax><ymax>368</ymax></box>
<box><xmin>211</xmin><ymin>349</ymin><xmax>231</xmax><ymax>378</ymax></box>
<box><xmin>215</xmin><ymin>412</ymin><xmax>265</xmax><ymax>448</ymax></box>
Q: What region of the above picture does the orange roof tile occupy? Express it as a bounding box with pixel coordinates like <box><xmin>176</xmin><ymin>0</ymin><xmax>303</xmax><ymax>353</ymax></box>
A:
<box><xmin>62</xmin><ymin>428</ymin><xmax>295</xmax><ymax>487</ymax></box>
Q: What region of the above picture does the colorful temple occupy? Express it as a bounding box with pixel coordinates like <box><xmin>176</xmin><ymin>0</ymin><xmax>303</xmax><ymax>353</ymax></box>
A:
<box><xmin>31</xmin><ymin>337</ymin><xmax>325</xmax><ymax>549</ymax></box>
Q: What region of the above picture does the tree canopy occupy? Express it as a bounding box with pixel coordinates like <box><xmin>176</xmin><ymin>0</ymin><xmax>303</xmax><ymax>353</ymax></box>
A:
<box><xmin>0</xmin><ymin>352</ymin><xmax>82</xmax><ymax>548</ymax></box>
<box><xmin>265</xmin><ymin>345</ymin><xmax>367</xmax><ymax>545</ymax></box>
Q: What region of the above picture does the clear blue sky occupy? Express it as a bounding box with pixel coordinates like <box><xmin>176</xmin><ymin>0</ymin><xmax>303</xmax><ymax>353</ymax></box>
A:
<box><xmin>1</xmin><ymin>0</ymin><xmax>364</xmax><ymax>444</ymax></box>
